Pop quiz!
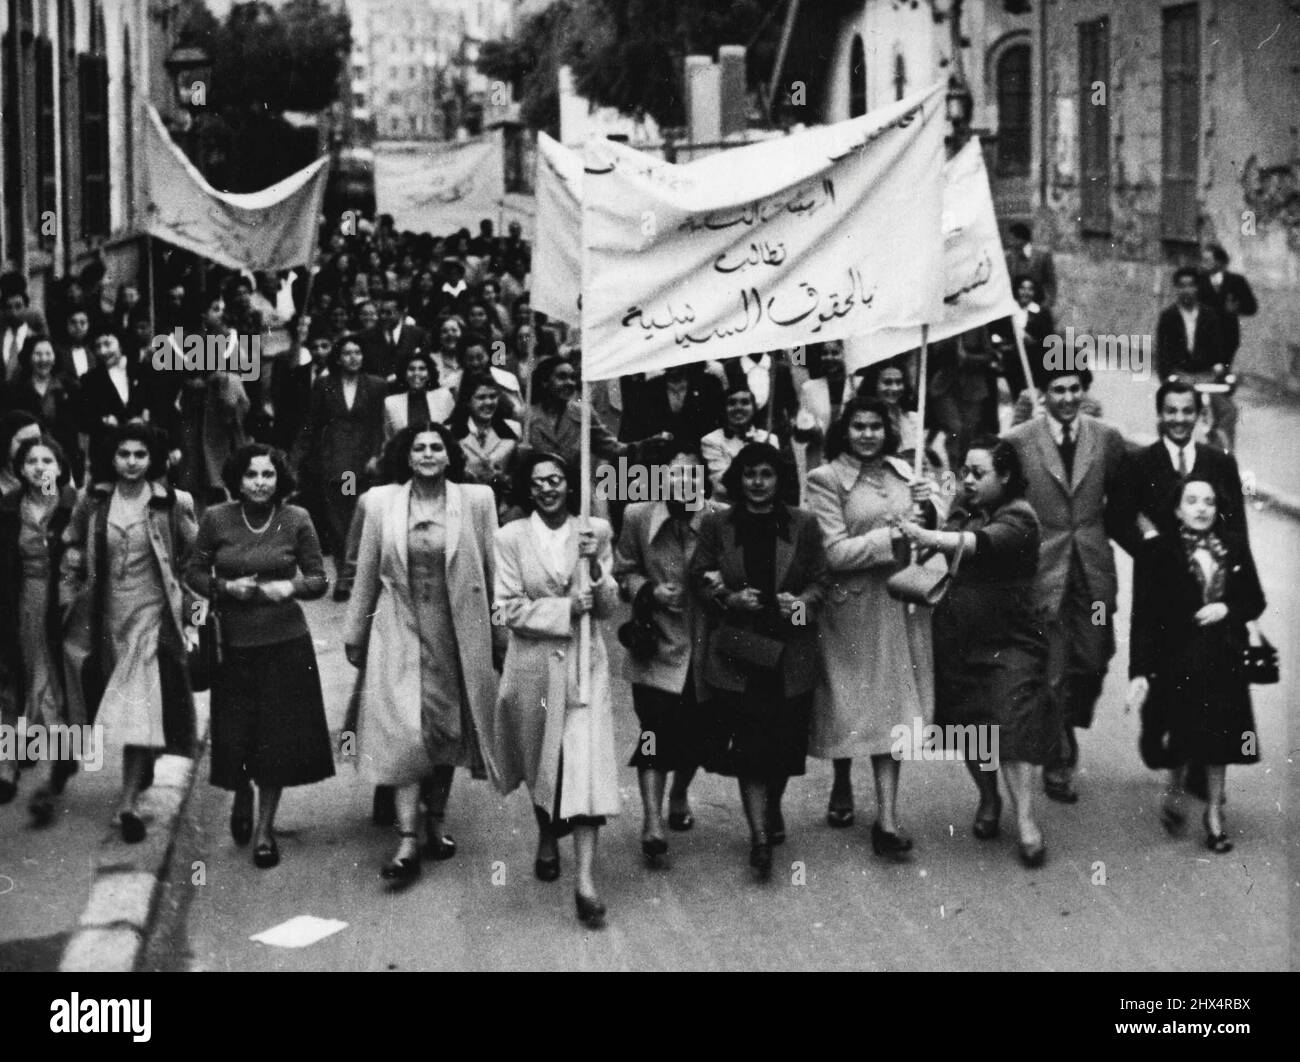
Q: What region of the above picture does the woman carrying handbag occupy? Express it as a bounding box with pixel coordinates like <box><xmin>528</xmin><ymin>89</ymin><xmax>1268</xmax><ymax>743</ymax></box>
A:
<box><xmin>689</xmin><ymin>442</ymin><xmax>828</xmax><ymax>880</ymax></box>
<box><xmin>1128</xmin><ymin>475</ymin><xmax>1266</xmax><ymax>854</ymax></box>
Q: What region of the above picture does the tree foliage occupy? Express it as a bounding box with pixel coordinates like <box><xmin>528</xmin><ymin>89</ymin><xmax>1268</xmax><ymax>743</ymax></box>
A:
<box><xmin>477</xmin><ymin>1</ymin><xmax>575</xmax><ymax>137</ymax></box>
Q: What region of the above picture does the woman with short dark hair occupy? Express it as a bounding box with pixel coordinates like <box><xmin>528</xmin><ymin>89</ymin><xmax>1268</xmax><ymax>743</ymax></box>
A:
<box><xmin>0</xmin><ymin>434</ymin><xmax>77</xmax><ymax>810</ymax></box>
<box><xmin>186</xmin><ymin>442</ymin><xmax>332</xmax><ymax>868</ymax></box>
<box><xmin>61</xmin><ymin>423</ymin><xmax>198</xmax><ymax>842</ymax></box>
<box><xmin>805</xmin><ymin>398</ymin><xmax>941</xmax><ymax>858</ymax></box>
<box><xmin>487</xmin><ymin>449</ymin><xmax>621</xmax><ymax>926</ymax></box>
<box><xmin>900</xmin><ymin>435</ymin><xmax>1052</xmax><ymax>866</ymax></box>
<box><xmin>1</xmin><ymin>336</ymin><xmax>82</xmax><ymax>481</ymax></box>
<box><xmin>690</xmin><ymin>442</ymin><xmax>829</xmax><ymax>878</ymax></box>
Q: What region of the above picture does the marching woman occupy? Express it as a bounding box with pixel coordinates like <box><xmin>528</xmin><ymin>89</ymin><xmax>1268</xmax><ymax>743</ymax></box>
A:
<box><xmin>0</xmin><ymin>435</ymin><xmax>77</xmax><ymax>812</ymax></box>
<box><xmin>805</xmin><ymin>398</ymin><xmax>941</xmax><ymax>859</ymax></box>
<box><xmin>343</xmin><ymin>424</ymin><xmax>503</xmax><ymax>883</ymax></box>
<box><xmin>614</xmin><ymin>446</ymin><xmax>720</xmax><ymax>865</ymax></box>
<box><xmin>61</xmin><ymin>423</ymin><xmax>198</xmax><ymax>843</ymax></box>
<box><xmin>381</xmin><ymin>350</ymin><xmax>456</xmax><ymax>442</ymax></box>
<box><xmin>700</xmin><ymin>384</ymin><xmax>779</xmax><ymax>503</ymax></box>
<box><xmin>446</xmin><ymin>370</ymin><xmax>521</xmax><ymax>517</ymax></box>
<box><xmin>899</xmin><ymin>436</ymin><xmax>1053</xmax><ymax>867</ymax></box>
<box><xmin>186</xmin><ymin>443</ymin><xmax>333</xmax><ymax>868</ymax></box>
<box><xmin>0</xmin><ymin>336</ymin><xmax>83</xmax><ymax>482</ymax></box>
<box><xmin>1129</xmin><ymin>475</ymin><xmax>1266</xmax><ymax>854</ymax></box>
<box><xmin>486</xmin><ymin>451</ymin><xmax>621</xmax><ymax>927</ymax></box>
<box><xmin>689</xmin><ymin>442</ymin><xmax>828</xmax><ymax>879</ymax></box>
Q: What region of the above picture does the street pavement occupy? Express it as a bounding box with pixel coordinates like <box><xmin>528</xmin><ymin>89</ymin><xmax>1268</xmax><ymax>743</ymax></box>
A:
<box><xmin>148</xmin><ymin>501</ymin><xmax>1296</xmax><ymax>972</ymax></box>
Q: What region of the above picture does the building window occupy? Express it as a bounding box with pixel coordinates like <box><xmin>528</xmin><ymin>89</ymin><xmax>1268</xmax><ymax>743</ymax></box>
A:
<box><xmin>1161</xmin><ymin>3</ymin><xmax>1200</xmax><ymax>243</ymax></box>
<box><xmin>35</xmin><ymin>35</ymin><xmax>57</xmax><ymax>248</ymax></box>
<box><xmin>80</xmin><ymin>3</ymin><xmax>110</xmax><ymax>239</ymax></box>
<box><xmin>893</xmin><ymin>53</ymin><xmax>906</xmax><ymax>101</ymax></box>
<box><xmin>995</xmin><ymin>43</ymin><xmax>1031</xmax><ymax>177</ymax></box>
<box><xmin>849</xmin><ymin>34</ymin><xmax>867</xmax><ymax>118</ymax></box>
<box><xmin>1078</xmin><ymin>17</ymin><xmax>1110</xmax><ymax>234</ymax></box>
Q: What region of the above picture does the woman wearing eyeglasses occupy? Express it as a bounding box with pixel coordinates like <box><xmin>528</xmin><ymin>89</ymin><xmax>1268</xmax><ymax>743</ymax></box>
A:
<box><xmin>484</xmin><ymin>451</ymin><xmax>621</xmax><ymax>928</ymax></box>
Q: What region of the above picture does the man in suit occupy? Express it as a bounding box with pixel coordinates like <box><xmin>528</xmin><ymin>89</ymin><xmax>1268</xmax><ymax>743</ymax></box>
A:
<box><xmin>1</xmin><ymin>272</ymin><xmax>49</xmax><ymax>382</ymax></box>
<box><xmin>618</xmin><ymin>363</ymin><xmax>724</xmax><ymax>455</ymax></box>
<box><xmin>1155</xmin><ymin>266</ymin><xmax>1234</xmax><ymax>450</ymax></box>
<box><xmin>78</xmin><ymin>330</ymin><xmax>153</xmax><ymax>482</ymax></box>
<box><xmin>361</xmin><ymin>293</ymin><xmax>430</xmax><ymax>384</ymax></box>
<box><xmin>721</xmin><ymin>350</ymin><xmax>798</xmax><ymax>439</ymax></box>
<box><xmin>55</xmin><ymin>308</ymin><xmax>95</xmax><ymax>380</ymax></box>
<box><xmin>1005</xmin><ymin>366</ymin><xmax>1138</xmax><ymax>804</ymax></box>
<box><xmin>1004</xmin><ymin>223</ymin><xmax>1057</xmax><ymax>312</ymax></box>
<box><xmin>1197</xmin><ymin>243</ymin><xmax>1257</xmax><ymax>364</ymax></box>
<box><xmin>1127</xmin><ymin>379</ymin><xmax>1249</xmax><ymax>542</ymax></box>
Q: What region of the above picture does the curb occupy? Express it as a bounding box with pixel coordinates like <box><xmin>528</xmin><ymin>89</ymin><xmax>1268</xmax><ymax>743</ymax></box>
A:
<box><xmin>59</xmin><ymin>722</ymin><xmax>209</xmax><ymax>973</ymax></box>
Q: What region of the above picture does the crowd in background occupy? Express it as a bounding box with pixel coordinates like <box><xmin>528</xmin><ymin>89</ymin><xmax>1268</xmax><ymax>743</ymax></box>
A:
<box><xmin>0</xmin><ymin>209</ymin><xmax>1270</xmax><ymax>929</ymax></box>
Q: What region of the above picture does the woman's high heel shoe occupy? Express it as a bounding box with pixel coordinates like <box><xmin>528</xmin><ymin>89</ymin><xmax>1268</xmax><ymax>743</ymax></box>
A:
<box><xmin>119</xmin><ymin>810</ymin><xmax>146</xmax><ymax>844</ymax></box>
<box><xmin>1203</xmin><ymin>811</ymin><xmax>1233</xmax><ymax>854</ymax></box>
<box><xmin>972</xmin><ymin>795</ymin><xmax>1002</xmax><ymax>840</ymax></box>
<box><xmin>230</xmin><ymin>785</ymin><xmax>253</xmax><ymax>847</ymax></box>
<box><xmin>381</xmin><ymin>832</ymin><xmax>421</xmax><ymax>882</ymax></box>
<box><xmin>871</xmin><ymin>821</ymin><xmax>913</xmax><ymax>861</ymax></box>
<box><xmin>575</xmin><ymin>890</ymin><xmax>607</xmax><ymax>928</ymax></box>
<box><xmin>1158</xmin><ymin>801</ymin><xmax>1187</xmax><ymax>836</ymax></box>
<box><xmin>749</xmin><ymin>840</ymin><xmax>773</xmax><ymax>881</ymax></box>
<box><xmin>641</xmin><ymin>835</ymin><xmax>668</xmax><ymax>868</ymax></box>
<box><xmin>424</xmin><ymin>815</ymin><xmax>457</xmax><ymax>860</ymax></box>
<box><xmin>253</xmin><ymin>836</ymin><xmax>280</xmax><ymax>869</ymax></box>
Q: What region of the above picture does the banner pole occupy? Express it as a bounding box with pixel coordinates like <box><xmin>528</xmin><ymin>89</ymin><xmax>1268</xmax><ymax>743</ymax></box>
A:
<box><xmin>577</xmin><ymin>378</ymin><xmax>592</xmax><ymax>707</ymax></box>
<box><xmin>1011</xmin><ymin>320</ymin><xmax>1038</xmax><ymax>418</ymax></box>
<box><xmin>913</xmin><ymin>324</ymin><xmax>929</xmax><ymax>483</ymax></box>
<box><xmin>766</xmin><ymin>352</ymin><xmax>777</xmax><ymax>435</ymax></box>
<box><xmin>146</xmin><ymin>234</ymin><xmax>156</xmax><ymax>340</ymax></box>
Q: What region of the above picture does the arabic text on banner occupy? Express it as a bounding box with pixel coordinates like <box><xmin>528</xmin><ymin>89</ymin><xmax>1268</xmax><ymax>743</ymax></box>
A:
<box><xmin>138</xmin><ymin>105</ymin><xmax>328</xmax><ymax>273</ymax></box>
<box><xmin>375</xmin><ymin>132</ymin><xmax>507</xmax><ymax>235</ymax></box>
<box><xmin>843</xmin><ymin>137</ymin><xmax>1019</xmax><ymax>373</ymax></box>
<box><xmin>579</xmin><ymin>83</ymin><xmax>946</xmax><ymax>381</ymax></box>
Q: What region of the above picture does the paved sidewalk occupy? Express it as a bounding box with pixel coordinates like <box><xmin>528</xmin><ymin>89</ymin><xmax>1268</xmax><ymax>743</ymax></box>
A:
<box><xmin>1082</xmin><ymin>370</ymin><xmax>1300</xmax><ymax>520</ymax></box>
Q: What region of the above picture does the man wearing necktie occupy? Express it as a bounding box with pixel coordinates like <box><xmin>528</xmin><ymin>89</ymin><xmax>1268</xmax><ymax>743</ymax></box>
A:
<box><xmin>1</xmin><ymin>272</ymin><xmax>49</xmax><ymax>382</ymax></box>
<box><xmin>1005</xmin><ymin>366</ymin><xmax>1139</xmax><ymax>804</ymax></box>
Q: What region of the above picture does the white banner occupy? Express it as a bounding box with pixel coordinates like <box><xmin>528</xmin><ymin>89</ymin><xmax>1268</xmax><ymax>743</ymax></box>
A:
<box><xmin>138</xmin><ymin>105</ymin><xmax>328</xmax><ymax>272</ymax></box>
<box><xmin>531</xmin><ymin>132</ymin><xmax>583</xmax><ymax>324</ymax></box>
<box><xmin>579</xmin><ymin>84</ymin><xmax>946</xmax><ymax>381</ymax></box>
<box><xmin>375</xmin><ymin>132</ymin><xmax>507</xmax><ymax>235</ymax></box>
<box><xmin>844</xmin><ymin>138</ymin><xmax>1019</xmax><ymax>372</ymax></box>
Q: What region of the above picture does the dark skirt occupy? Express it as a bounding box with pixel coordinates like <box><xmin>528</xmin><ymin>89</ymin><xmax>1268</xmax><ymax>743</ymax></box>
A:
<box><xmin>629</xmin><ymin>672</ymin><xmax>705</xmax><ymax>772</ymax></box>
<box><xmin>209</xmin><ymin>633</ymin><xmax>336</xmax><ymax>790</ymax></box>
<box><xmin>704</xmin><ymin>672</ymin><xmax>812</xmax><ymax>780</ymax></box>
<box><xmin>933</xmin><ymin>585</ymin><xmax>1054</xmax><ymax>766</ymax></box>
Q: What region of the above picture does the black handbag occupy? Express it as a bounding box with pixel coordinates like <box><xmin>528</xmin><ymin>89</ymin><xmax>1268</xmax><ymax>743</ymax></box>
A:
<box><xmin>713</xmin><ymin>621</ymin><xmax>784</xmax><ymax>671</ymax></box>
<box><xmin>1243</xmin><ymin>631</ymin><xmax>1279</xmax><ymax>685</ymax></box>
<box><xmin>885</xmin><ymin>534</ymin><xmax>965</xmax><ymax>607</ymax></box>
<box><xmin>617</xmin><ymin>583</ymin><xmax>668</xmax><ymax>663</ymax></box>
<box><xmin>188</xmin><ymin>566</ymin><xmax>224</xmax><ymax>693</ymax></box>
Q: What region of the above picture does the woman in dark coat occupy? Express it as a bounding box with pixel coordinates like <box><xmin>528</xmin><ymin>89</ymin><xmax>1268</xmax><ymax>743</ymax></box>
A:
<box><xmin>0</xmin><ymin>435</ymin><xmax>77</xmax><ymax>810</ymax></box>
<box><xmin>1128</xmin><ymin>475</ymin><xmax>1265</xmax><ymax>854</ymax></box>
<box><xmin>0</xmin><ymin>336</ymin><xmax>83</xmax><ymax>482</ymax></box>
<box><xmin>901</xmin><ymin>435</ymin><xmax>1052</xmax><ymax>867</ymax></box>
<box><xmin>689</xmin><ymin>441</ymin><xmax>828</xmax><ymax>880</ymax></box>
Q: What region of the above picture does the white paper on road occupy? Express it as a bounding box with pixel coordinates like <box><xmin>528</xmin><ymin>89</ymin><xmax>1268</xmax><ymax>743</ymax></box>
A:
<box><xmin>578</xmin><ymin>83</ymin><xmax>946</xmax><ymax>381</ymax></box>
<box><xmin>250</xmin><ymin>915</ymin><xmax>348</xmax><ymax>949</ymax></box>
<box><xmin>531</xmin><ymin>133</ymin><xmax>583</xmax><ymax>324</ymax></box>
<box><xmin>844</xmin><ymin>138</ymin><xmax>1019</xmax><ymax>372</ymax></box>
<box><xmin>138</xmin><ymin>105</ymin><xmax>329</xmax><ymax>273</ymax></box>
<box><xmin>376</xmin><ymin>132</ymin><xmax>506</xmax><ymax>234</ymax></box>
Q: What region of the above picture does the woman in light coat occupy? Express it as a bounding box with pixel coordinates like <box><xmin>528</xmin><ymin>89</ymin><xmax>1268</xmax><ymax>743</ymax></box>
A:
<box><xmin>486</xmin><ymin>450</ymin><xmax>620</xmax><ymax>928</ymax></box>
<box><xmin>381</xmin><ymin>351</ymin><xmax>456</xmax><ymax>442</ymax></box>
<box><xmin>344</xmin><ymin>423</ymin><xmax>503</xmax><ymax>882</ymax></box>
<box><xmin>614</xmin><ymin>447</ymin><xmax>722</xmax><ymax>865</ymax></box>
<box><xmin>805</xmin><ymin>397</ymin><xmax>942</xmax><ymax>859</ymax></box>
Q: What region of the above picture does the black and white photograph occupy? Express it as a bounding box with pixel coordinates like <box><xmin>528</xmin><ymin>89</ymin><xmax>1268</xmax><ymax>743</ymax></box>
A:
<box><xmin>0</xmin><ymin>0</ymin><xmax>1296</xmax><ymax>1015</ymax></box>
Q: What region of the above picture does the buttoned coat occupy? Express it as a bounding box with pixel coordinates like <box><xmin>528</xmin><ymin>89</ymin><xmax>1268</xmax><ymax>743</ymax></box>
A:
<box><xmin>343</xmin><ymin>480</ymin><xmax>503</xmax><ymax>785</ymax></box>
<box><xmin>60</xmin><ymin>480</ymin><xmax>197</xmax><ymax>754</ymax></box>
<box><xmin>614</xmin><ymin>499</ymin><xmax>728</xmax><ymax>699</ymax></box>
<box><xmin>1004</xmin><ymin>414</ymin><xmax>1137</xmax><ymax>616</ymax></box>
<box><xmin>486</xmin><ymin>515</ymin><xmax>621</xmax><ymax>820</ymax></box>
<box><xmin>688</xmin><ymin>504</ymin><xmax>829</xmax><ymax>698</ymax></box>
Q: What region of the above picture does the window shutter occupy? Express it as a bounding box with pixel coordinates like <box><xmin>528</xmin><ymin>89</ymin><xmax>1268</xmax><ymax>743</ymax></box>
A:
<box><xmin>80</xmin><ymin>52</ymin><xmax>110</xmax><ymax>238</ymax></box>
<box><xmin>35</xmin><ymin>36</ymin><xmax>57</xmax><ymax>246</ymax></box>
<box><xmin>996</xmin><ymin>44</ymin><xmax>1031</xmax><ymax>178</ymax></box>
<box><xmin>1078</xmin><ymin>18</ymin><xmax>1111</xmax><ymax>234</ymax></box>
<box><xmin>1161</xmin><ymin>4</ymin><xmax>1200</xmax><ymax>243</ymax></box>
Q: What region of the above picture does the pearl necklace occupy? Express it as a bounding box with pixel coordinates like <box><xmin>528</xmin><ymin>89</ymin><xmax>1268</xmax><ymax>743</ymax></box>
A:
<box><xmin>241</xmin><ymin>505</ymin><xmax>274</xmax><ymax>534</ymax></box>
